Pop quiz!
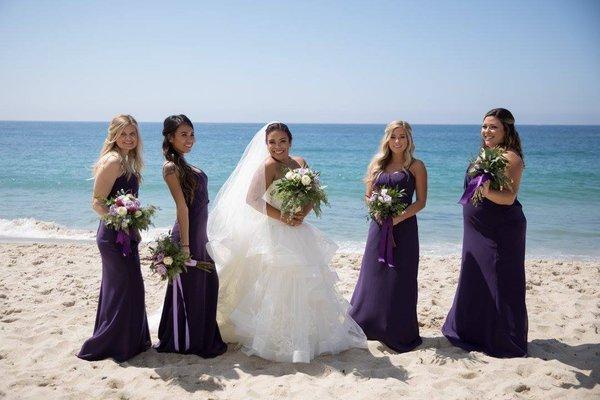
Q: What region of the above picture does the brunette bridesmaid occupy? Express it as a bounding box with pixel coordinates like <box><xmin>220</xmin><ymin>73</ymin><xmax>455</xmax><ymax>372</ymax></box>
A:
<box><xmin>349</xmin><ymin>120</ymin><xmax>427</xmax><ymax>352</ymax></box>
<box><xmin>78</xmin><ymin>114</ymin><xmax>151</xmax><ymax>362</ymax></box>
<box><xmin>155</xmin><ymin>115</ymin><xmax>227</xmax><ymax>357</ymax></box>
<box><xmin>442</xmin><ymin>108</ymin><xmax>528</xmax><ymax>358</ymax></box>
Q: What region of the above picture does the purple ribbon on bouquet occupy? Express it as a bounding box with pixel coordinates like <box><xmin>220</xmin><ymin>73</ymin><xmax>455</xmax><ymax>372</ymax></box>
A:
<box><xmin>378</xmin><ymin>217</ymin><xmax>396</xmax><ymax>268</ymax></box>
<box><xmin>116</xmin><ymin>230</ymin><xmax>131</xmax><ymax>256</ymax></box>
<box><xmin>172</xmin><ymin>275</ymin><xmax>191</xmax><ymax>352</ymax></box>
<box><xmin>459</xmin><ymin>173</ymin><xmax>491</xmax><ymax>205</ymax></box>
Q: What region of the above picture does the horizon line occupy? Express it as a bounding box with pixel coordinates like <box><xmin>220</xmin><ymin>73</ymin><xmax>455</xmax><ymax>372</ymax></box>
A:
<box><xmin>1</xmin><ymin>119</ymin><xmax>599</xmax><ymax>127</ymax></box>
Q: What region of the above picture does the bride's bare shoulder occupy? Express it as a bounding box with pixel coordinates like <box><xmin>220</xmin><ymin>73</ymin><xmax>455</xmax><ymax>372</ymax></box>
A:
<box><xmin>291</xmin><ymin>155</ymin><xmax>308</xmax><ymax>168</ymax></box>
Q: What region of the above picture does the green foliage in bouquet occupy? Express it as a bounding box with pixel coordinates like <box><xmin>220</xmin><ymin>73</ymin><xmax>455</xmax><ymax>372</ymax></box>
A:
<box><xmin>272</xmin><ymin>168</ymin><xmax>329</xmax><ymax>218</ymax></box>
<box><xmin>468</xmin><ymin>147</ymin><xmax>512</xmax><ymax>206</ymax></box>
<box><xmin>366</xmin><ymin>186</ymin><xmax>407</xmax><ymax>222</ymax></box>
<box><xmin>149</xmin><ymin>233</ymin><xmax>213</xmax><ymax>283</ymax></box>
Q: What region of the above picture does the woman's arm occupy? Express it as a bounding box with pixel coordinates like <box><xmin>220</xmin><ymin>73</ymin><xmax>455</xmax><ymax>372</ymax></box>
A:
<box><xmin>246</xmin><ymin>160</ymin><xmax>297</xmax><ymax>226</ymax></box>
<box><xmin>482</xmin><ymin>151</ymin><xmax>523</xmax><ymax>205</ymax></box>
<box><xmin>163</xmin><ymin>162</ymin><xmax>191</xmax><ymax>256</ymax></box>
<box><xmin>393</xmin><ymin>160</ymin><xmax>428</xmax><ymax>225</ymax></box>
<box><xmin>92</xmin><ymin>155</ymin><xmax>122</xmax><ymax>217</ymax></box>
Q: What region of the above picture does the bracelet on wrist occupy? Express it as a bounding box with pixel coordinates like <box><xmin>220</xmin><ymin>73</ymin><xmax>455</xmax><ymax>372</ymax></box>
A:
<box><xmin>182</xmin><ymin>244</ymin><xmax>190</xmax><ymax>247</ymax></box>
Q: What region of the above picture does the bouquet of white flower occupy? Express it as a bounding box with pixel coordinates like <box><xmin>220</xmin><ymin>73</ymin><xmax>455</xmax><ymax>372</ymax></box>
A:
<box><xmin>366</xmin><ymin>186</ymin><xmax>407</xmax><ymax>222</ymax></box>
<box><xmin>460</xmin><ymin>147</ymin><xmax>512</xmax><ymax>206</ymax></box>
<box><xmin>271</xmin><ymin>167</ymin><xmax>329</xmax><ymax>218</ymax></box>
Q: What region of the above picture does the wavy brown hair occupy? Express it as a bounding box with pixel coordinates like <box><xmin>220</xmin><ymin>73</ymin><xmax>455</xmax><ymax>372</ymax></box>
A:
<box><xmin>483</xmin><ymin>108</ymin><xmax>524</xmax><ymax>161</ymax></box>
<box><xmin>162</xmin><ymin>114</ymin><xmax>197</xmax><ymax>204</ymax></box>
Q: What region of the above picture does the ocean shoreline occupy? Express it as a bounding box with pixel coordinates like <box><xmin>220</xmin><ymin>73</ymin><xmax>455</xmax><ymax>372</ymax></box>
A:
<box><xmin>0</xmin><ymin>235</ymin><xmax>597</xmax><ymax>262</ymax></box>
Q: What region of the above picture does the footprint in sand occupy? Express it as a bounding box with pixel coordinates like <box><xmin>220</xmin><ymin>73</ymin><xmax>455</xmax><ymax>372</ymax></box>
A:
<box><xmin>106</xmin><ymin>378</ymin><xmax>124</xmax><ymax>389</ymax></box>
<box><xmin>459</xmin><ymin>371</ymin><xmax>478</xmax><ymax>379</ymax></box>
<box><xmin>514</xmin><ymin>384</ymin><xmax>530</xmax><ymax>393</ymax></box>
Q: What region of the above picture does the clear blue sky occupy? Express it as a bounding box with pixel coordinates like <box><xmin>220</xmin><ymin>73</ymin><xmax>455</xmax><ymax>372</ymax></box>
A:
<box><xmin>0</xmin><ymin>0</ymin><xmax>598</xmax><ymax>124</ymax></box>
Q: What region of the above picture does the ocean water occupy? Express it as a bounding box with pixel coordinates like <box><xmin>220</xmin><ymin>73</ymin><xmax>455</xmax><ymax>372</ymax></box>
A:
<box><xmin>0</xmin><ymin>121</ymin><xmax>598</xmax><ymax>258</ymax></box>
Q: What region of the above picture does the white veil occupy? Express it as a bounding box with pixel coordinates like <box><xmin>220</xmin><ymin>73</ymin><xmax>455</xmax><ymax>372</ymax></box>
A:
<box><xmin>206</xmin><ymin>123</ymin><xmax>272</xmax><ymax>267</ymax></box>
<box><xmin>206</xmin><ymin>123</ymin><xmax>274</xmax><ymax>338</ymax></box>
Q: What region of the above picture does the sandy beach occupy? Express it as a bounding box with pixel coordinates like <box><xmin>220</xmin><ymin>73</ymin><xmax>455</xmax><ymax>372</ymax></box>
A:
<box><xmin>0</xmin><ymin>242</ymin><xmax>598</xmax><ymax>399</ymax></box>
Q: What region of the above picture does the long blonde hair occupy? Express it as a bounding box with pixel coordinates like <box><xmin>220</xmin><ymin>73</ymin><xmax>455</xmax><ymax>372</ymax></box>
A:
<box><xmin>93</xmin><ymin>114</ymin><xmax>144</xmax><ymax>181</ymax></box>
<box><xmin>364</xmin><ymin>120</ymin><xmax>415</xmax><ymax>188</ymax></box>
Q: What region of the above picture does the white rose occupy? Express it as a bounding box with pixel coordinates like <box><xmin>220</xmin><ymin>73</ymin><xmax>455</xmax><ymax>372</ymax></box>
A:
<box><xmin>382</xmin><ymin>194</ymin><xmax>392</xmax><ymax>204</ymax></box>
<box><xmin>163</xmin><ymin>256</ymin><xmax>173</xmax><ymax>266</ymax></box>
<box><xmin>301</xmin><ymin>175</ymin><xmax>311</xmax><ymax>186</ymax></box>
<box><xmin>134</xmin><ymin>210</ymin><xmax>142</xmax><ymax>218</ymax></box>
<box><xmin>121</xmin><ymin>221</ymin><xmax>129</xmax><ymax>229</ymax></box>
<box><xmin>117</xmin><ymin>206</ymin><xmax>128</xmax><ymax>216</ymax></box>
<box><xmin>380</xmin><ymin>188</ymin><xmax>388</xmax><ymax>195</ymax></box>
<box><xmin>285</xmin><ymin>171</ymin><xmax>294</xmax><ymax>180</ymax></box>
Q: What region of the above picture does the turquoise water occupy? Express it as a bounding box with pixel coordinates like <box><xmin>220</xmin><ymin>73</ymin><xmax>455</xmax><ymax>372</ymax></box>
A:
<box><xmin>0</xmin><ymin>121</ymin><xmax>598</xmax><ymax>258</ymax></box>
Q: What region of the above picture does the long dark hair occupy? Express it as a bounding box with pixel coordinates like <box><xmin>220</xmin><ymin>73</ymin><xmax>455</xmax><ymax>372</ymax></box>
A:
<box><xmin>483</xmin><ymin>108</ymin><xmax>524</xmax><ymax>161</ymax></box>
<box><xmin>265</xmin><ymin>122</ymin><xmax>293</xmax><ymax>142</ymax></box>
<box><xmin>162</xmin><ymin>114</ymin><xmax>197</xmax><ymax>204</ymax></box>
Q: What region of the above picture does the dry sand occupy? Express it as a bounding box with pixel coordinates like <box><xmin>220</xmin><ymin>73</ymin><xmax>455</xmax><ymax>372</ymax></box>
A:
<box><xmin>0</xmin><ymin>242</ymin><xmax>598</xmax><ymax>399</ymax></box>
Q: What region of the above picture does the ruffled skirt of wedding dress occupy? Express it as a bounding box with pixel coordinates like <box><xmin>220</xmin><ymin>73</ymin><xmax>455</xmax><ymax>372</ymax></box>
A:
<box><xmin>210</xmin><ymin>219</ymin><xmax>367</xmax><ymax>363</ymax></box>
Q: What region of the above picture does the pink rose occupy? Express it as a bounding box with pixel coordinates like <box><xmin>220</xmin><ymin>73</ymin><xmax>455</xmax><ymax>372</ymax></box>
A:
<box><xmin>125</xmin><ymin>200</ymin><xmax>139</xmax><ymax>213</ymax></box>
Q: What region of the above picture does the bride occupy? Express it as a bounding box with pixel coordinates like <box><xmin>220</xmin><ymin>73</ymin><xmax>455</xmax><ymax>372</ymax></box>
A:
<box><xmin>207</xmin><ymin>122</ymin><xmax>367</xmax><ymax>363</ymax></box>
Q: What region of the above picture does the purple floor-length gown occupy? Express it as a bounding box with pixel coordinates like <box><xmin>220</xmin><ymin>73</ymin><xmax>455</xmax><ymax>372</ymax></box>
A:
<box><xmin>78</xmin><ymin>174</ymin><xmax>151</xmax><ymax>362</ymax></box>
<box><xmin>349</xmin><ymin>170</ymin><xmax>422</xmax><ymax>352</ymax></box>
<box><xmin>156</xmin><ymin>169</ymin><xmax>227</xmax><ymax>357</ymax></box>
<box><xmin>442</xmin><ymin>173</ymin><xmax>528</xmax><ymax>358</ymax></box>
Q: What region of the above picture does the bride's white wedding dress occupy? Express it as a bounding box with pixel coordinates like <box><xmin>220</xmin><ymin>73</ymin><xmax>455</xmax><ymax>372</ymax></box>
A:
<box><xmin>207</xmin><ymin>124</ymin><xmax>366</xmax><ymax>363</ymax></box>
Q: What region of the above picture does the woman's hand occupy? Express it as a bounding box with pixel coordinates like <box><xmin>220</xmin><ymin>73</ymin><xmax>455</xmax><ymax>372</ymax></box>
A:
<box><xmin>481</xmin><ymin>180</ymin><xmax>491</xmax><ymax>198</ymax></box>
<box><xmin>280</xmin><ymin>212</ymin><xmax>302</xmax><ymax>227</ymax></box>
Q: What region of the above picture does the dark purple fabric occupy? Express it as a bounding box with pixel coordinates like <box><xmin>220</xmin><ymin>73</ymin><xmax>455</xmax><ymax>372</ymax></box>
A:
<box><xmin>377</xmin><ymin>217</ymin><xmax>396</xmax><ymax>268</ymax></box>
<box><xmin>442</xmin><ymin>173</ymin><xmax>528</xmax><ymax>358</ymax></box>
<box><xmin>156</xmin><ymin>169</ymin><xmax>227</xmax><ymax>357</ymax></box>
<box><xmin>349</xmin><ymin>170</ymin><xmax>421</xmax><ymax>352</ymax></box>
<box><xmin>78</xmin><ymin>174</ymin><xmax>151</xmax><ymax>362</ymax></box>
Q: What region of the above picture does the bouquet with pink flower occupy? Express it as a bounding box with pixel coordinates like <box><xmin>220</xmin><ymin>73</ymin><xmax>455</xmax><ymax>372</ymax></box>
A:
<box><xmin>366</xmin><ymin>185</ymin><xmax>408</xmax><ymax>269</ymax></box>
<box><xmin>366</xmin><ymin>186</ymin><xmax>407</xmax><ymax>222</ymax></box>
<box><xmin>100</xmin><ymin>189</ymin><xmax>157</xmax><ymax>255</ymax></box>
<box><xmin>271</xmin><ymin>167</ymin><xmax>329</xmax><ymax>218</ymax></box>
<box><xmin>149</xmin><ymin>234</ymin><xmax>213</xmax><ymax>283</ymax></box>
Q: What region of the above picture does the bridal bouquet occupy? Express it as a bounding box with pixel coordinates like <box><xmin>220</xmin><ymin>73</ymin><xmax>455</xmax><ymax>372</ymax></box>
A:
<box><xmin>460</xmin><ymin>147</ymin><xmax>512</xmax><ymax>206</ymax></box>
<box><xmin>366</xmin><ymin>186</ymin><xmax>407</xmax><ymax>223</ymax></box>
<box><xmin>271</xmin><ymin>167</ymin><xmax>329</xmax><ymax>218</ymax></box>
<box><xmin>100</xmin><ymin>190</ymin><xmax>157</xmax><ymax>255</ymax></box>
<box><xmin>149</xmin><ymin>234</ymin><xmax>213</xmax><ymax>283</ymax></box>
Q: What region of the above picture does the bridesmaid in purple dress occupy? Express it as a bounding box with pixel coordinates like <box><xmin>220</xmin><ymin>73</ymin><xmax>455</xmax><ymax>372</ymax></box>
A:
<box><xmin>155</xmin><ymin>115</ymin><xmax>227</xmax><ymax>358</ymax></box>
<box><xmin>442</xmin><ymin>108</ymin><xmax>528</xmax><ymax>358</ymax></box>
<box><xmin>350</xmin><ymin>120</ymin><xmax>428</xmax><ymax>352</ymax></box>
<box><xmin>78</xmin><ymin>114</ymin><xmax>151</xmax><ymax>362</ymax></box>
